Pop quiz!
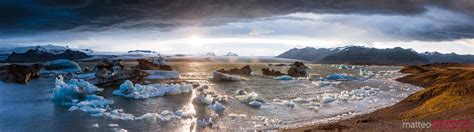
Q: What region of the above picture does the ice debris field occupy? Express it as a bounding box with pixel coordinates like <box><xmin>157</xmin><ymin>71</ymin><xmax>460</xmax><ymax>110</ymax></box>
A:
<box><xmin>45</xmin><ymin>64</ymin><xmax>421</xmax><ymax>130</ymax></box>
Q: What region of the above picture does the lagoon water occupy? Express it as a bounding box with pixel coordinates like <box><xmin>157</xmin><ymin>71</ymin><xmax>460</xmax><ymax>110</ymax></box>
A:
<box><xmin>0</xmin><ymin>62</ymin><xmax>421</xmax><ymax>131</ymax></box>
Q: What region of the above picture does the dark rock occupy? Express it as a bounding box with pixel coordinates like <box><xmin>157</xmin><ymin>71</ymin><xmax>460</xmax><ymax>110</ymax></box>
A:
<box><xmin>217</xmin><ymin>65</ymin><xmax>252</xmax><ymax>75</ymax></box>
<box><xmin>136</xmin><ymin>59</ymin><xmax>173</xmax><ymax>71</ymax></box>
<box><xmin>4</xmin><ymin>49</ymin><xmax>91</xmax><ymax>63</ymax></box>
<box><xmin>261</xmin><ymin>68</ymin><xmax>286</xmax><ymax>76</ymax></box>
<box><xmin>91</xmin><ymin>59</ymin><xmax>149</xmax><ymax>86</ymax></box>
<box><xmin>287</xmin><ymin>61</ymin><xmax>309</xmax><ymax>77</ymax></box>
<box><xmin>0</xmin><ymin>64</ymin><xmax>43</xmax><ymax>84</ymax></box>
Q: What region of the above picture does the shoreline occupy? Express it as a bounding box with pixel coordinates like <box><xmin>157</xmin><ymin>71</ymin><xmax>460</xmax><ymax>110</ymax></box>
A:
<box><xmin>283</xmin><ymin>64</ymin><xmax>474</xmax><ymax>131</ymax></box>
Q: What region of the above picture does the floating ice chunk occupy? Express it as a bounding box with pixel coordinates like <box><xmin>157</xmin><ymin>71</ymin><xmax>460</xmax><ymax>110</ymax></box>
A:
<box><xmin>309</xmin><ymin>105</ymin><xmax>320</xmax><ymax>111</ymax></box>
<box><xmin>104</xmin><ymin>109</ymin><xmax>135</xmax><ymax>120</ymax></box>
<box><xmin>275</xmin><ymin>75</ymin><xmax>294</xmax><ymax>80</ymax></box>
<box><xmin>325</xmin><ymin>73</ymin><xmax>355</xmax><ymax>81</ymax></box>
<box><xmin>143</xmin><ymin>70</ymin><xmax>180</xmax><ymax>80</ymax></box>
<box><xmin>197</xmin><ymin>118</ymin><xmax>214</xmax><ymax>128</ymax></box>
<box><xmin>52</xmin><ymin>75</ymin><xmax>103</xmax><ymax>102</ymax></box>
<box><xmin>92</xmin><ymin>123</ymin><xmax>99</xmax><ymax>128</ymax></box>
<box><xmin>196</xmin><ymin>94</ymin><xmax>214</xmax><ymax>105</ymax></box>
<box><xmin>159</xmin><ymin>110</ymin><xmax>179</xmax><ymax>121</ymax></box>
<box><xmin>286</xmin><ymin>101</ymin><xmax>296</xmax><ymax>108</ymax></box>
<box><xmin>249</xmin><ymin>101</ymin><xmax>263</xmax><ymax>108</ymax></box>
<box><xmin>336</xmin><ymin>64</ymin><xmax>354</xmax><ymax>70</ymax></box>
<box><xmin>228</xmin><ymin>113</ymin><xmax>247</xmax><ymax>118</ymax></box>
<box><xmin>312</xmin><ymin>80</ymin><xmax>342</xmax><ymax>88</ymax></box>
<box><xmin>112</xmin><ymin>128</ymin><xmax>128</xmax><ymax>132</ymax></box>
<box><xmin>68</xmin><ymin>106</ymin><xmax>79</xmax><ymax>111</ymax></box>
<box><xmin>72</xmin><ymin>73</ymin><xmax>96</xmax><ymax>79</ymax></box>
<box><xmin>359</xmin><ymin>68</ymin><xmax>374</xmax><ymax>77</ymax></box>
<box><xmin>113</xmin><ymin>80</ymin><xmax>193</xmax><ymax>99</ymax></box>
<box><xmin>235</xmin><ymin>89</ymin><xmax>247</xmax><ymax>95</ymax></box>
<box><xmin>292</xmin><ymin>97</ymin><xmax>311</xmax><ymax>103</ymax></box>
<box><xmin>235</xmin><ymin>89</ymin><xmax>263</xmax><ymax>104</ymax></box>
<box><xmin>212</xmin><ymin>71</ymin><xmax>241</xmax><ymax>81</ymax></box>
<box><xmin>136</xmin><ymin>113</ymin><xmax>159</xmax><ymax>121</ymax></box>
<box><xmin>175</xmin><ymin>109</ymin><xmax>193</xmax><ymax>118</ymax></box>
<box><xmin>322</xmin><ymin>94</ymin><xmax>336</xmax><ymax>104</ymax></box>
<box><xmin>208</xmin><ymin>101</ymin><xmax>225</xmax><ymax>113</ymax></box>
<box><xmin>108</xmin><ymin>124</ymin><xmax>119</xmax><ymax>127</ymax></box>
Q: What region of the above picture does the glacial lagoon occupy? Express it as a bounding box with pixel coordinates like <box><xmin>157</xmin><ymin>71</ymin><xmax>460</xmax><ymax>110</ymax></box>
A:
<box><xmin>0</xmin><ymin>62</ymin><xmax>421</xmax><ymax>131</ymax></box>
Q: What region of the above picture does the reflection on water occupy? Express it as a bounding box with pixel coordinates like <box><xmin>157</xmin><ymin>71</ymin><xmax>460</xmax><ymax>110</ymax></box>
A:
<box><xmin>0</xmin><ymin>62</ymin><xmax>421</xmax><ymax>131</ymax></box>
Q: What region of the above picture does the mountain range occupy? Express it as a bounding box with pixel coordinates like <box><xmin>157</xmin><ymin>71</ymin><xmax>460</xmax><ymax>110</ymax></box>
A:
<box><xmin>277</xmin><ymin>46</ymin><xmax>474</xmax><ymax>65</ymax></box>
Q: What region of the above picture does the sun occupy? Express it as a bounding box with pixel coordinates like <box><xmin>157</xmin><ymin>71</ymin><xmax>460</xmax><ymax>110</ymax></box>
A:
<box><xmin>186</xmin><ymin>35</ymin><xmax>204</xmax><ymax>46</ymax></box>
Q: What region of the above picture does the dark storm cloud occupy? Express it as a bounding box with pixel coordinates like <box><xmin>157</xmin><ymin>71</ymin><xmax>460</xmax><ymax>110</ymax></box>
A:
<box><xmin>1</xmin><ymin>0</ymin><xmax>474</xmax><ymax>41</ymax></box>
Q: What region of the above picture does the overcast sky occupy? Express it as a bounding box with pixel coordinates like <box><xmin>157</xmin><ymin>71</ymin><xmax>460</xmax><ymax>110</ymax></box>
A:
<box><xmin>1</xmin><ymin>0</ymin><xmax>473</xmax><ymax>56</ymax></box>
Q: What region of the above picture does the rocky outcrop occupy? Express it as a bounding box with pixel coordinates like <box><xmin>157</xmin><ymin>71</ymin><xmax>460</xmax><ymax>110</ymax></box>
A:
<box><xmin>0</xmin><ymin>64</ymin><xmax>43</xmax><ymax>84</ymax></box>
<box><xmin>136</xmin><ymin>59</ymin><xmax>173</xmax><ymax>71</ymax></box>
<box><xmin>287</xmin><ymin>62</ymin><xmax>308</xmax><ymax>77</ymax></box>
<box><xmin>261</xmin><ymin>68</ymin><xmax>285</xmax><ymax>76</ymax></box>
<box><xmin>4</xmin><ymin>49</ymin><xmax>91</xmax><ymax>63</ymax></box>
<box><xmin>212</xmin><ymin>71</ymin><xmax>241</xmax><ymax>81</ymax></box>
<box><xmin>216</xmin><ymin>65</ymin><xmax>252</xmax><ymax>75</ymax></box>
<box><xmin>92</xmin><ymin>59</ymin><xmax>149</xmax><ymax>86</ymax></box>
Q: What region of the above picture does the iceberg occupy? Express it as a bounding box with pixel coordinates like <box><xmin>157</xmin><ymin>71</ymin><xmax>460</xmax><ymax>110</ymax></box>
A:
<box><xmin>275</xmin><ymin>75</ymin><xmax>294</xmax><ymax>80</ymax></box>
<box><xmin>321</xmin><ymin>94</ymin><xmax>336</xmax><ymax>104</ymax></box>
<box><xmin>211</xmin><ymin>71</ymin><xmax>241</xmax><ymax>81</ymax></box>
<box><xmin>113</xmin><ymin>80</ymin><xmax>193</xmax><ymax>99</ymax></box>
<box><xmin>143</xmin><ymin>70</ymin><xmax>180</xmax><ymax>80</ymax></box>
<box><xmin>249</xmin><ymin>101</ymin><xmax>262</xmax><ymax>108</ymax></box>
<box><xmin>234</xmin><ymin>89</ymin><xmax>262</xmax><ymax>104</ymax></box>
<box><xmin>41</xmin><ymin>59</ymin><xmax>82</xmax><ymax>74</ymax></box>
<box><xmin>72</xmin><ymin>73</ymin><xmax>96</xmax><ymax>79</ymax></box>
<box><xmin>359</xmin><ymin>67</ymin><xmax>374</xmax><ymax>77</ymax></box>
<box><xmin>92</xmin><ymin>123</ymin><xmax>99</xmax><ymax>128</ymax></box>
<box><xmin>325</xmin><ymin>73</ymin><xmax>355</xmax><ymax>81</ymax></box>
<box><xmin>312</xmin><ymin>79</ymin><xmax>341</xmax><ymax>88</ymax></box>
<box><xmin>336</xmin><ymin>64</ymin><xmax>355</xmax><ymax>70</ymax></box>
<box><xmin>52</xmin><ymin>75</ymin><xmax>103</xmax><ymax>102</ymax></box>
<box><xmin>208</xmin><ymin>101</ymin><xmax>225</xmax><ymax>113</ymax></box>
<box><xmin>108</xmin><ymin>124</ymin><xmax>119</xmax><ymax>127</ymax></box>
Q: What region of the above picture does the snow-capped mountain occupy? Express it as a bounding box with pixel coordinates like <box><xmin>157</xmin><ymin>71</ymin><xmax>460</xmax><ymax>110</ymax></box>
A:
<box><xmin>224</xmin><ymin>52</ymin><xmax>239</xmax><ymax>56</ymax></box>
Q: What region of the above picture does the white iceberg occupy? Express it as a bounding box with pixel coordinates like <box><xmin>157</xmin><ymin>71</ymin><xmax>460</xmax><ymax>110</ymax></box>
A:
<box><xmin>52</xmin><ymin>75</ymin><xmax>103</xmax><ymax>102</ymax></box>
<box><xmin>72</xmin><ymin>73</ymin><xmax>96</xmax><ymax>79</ymax></box>
<box><xmin>359</xmin><ymin>67</ymin><xmax>374</xmax><ymax>77</ymax></box>
<box><xmin>312</xmin><ymin>79</ymin><xmax>341</xmax><ymax>88</ymax></box>
<box><xmin>275</xmin><ymin>75</ymin><xmax>294</xmax><ymax>80</ymax></box>
<box><xmin>143</xmin><ymin>70</ymin><xmax>180</xmax><ymax>80</ymax></box>
<box><xmin>325</xmin><ymin>73</ymin><xmax>355</xmax><ymax>81</ymax></box>
<box><xmin>208</xmin><ymin>101</ymin><xmax>225</xmax><ymax>113</ymax></box>
<box><xmin>321</xmin><ymin>94</ymin><xmax>336</xmax><ymax>104</ymax></box>
<box><xmin>234</xmin><ymin>89</ymin><xmax>262</xmax><ymax>104</ymax></box>
<box><xmin>212</xmin><ymin>71</ymin><xmax>241</xmax><ymax>81</ymax></box>
<box><xmin>113</xmin><ymin>80</ymin><xmax>193</xmax><ymax>99</ymax></box>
